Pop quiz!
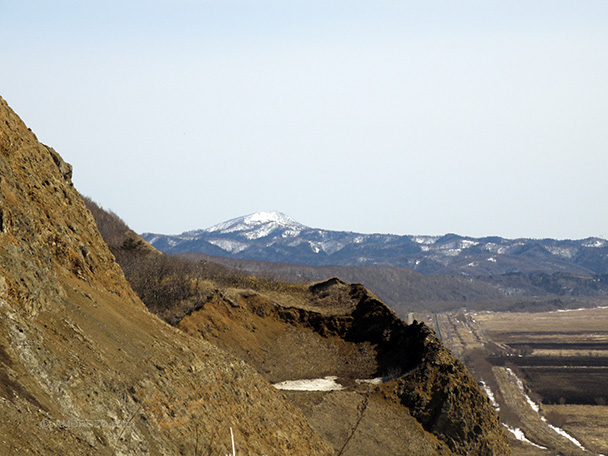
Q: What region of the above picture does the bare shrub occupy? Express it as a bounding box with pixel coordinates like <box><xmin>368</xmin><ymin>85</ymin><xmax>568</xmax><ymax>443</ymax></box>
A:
<box><xmin>83</xmin><ymin>196</ymin><xmax>305</xmax><ymax>323</ymax></box>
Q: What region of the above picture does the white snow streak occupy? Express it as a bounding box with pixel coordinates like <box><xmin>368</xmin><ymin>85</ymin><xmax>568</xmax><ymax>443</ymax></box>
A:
<box><xmin>507</xmin><ymin>368</ymin><xmax>590</xmax><ymax>452</ymax></box>
<box><xmin>355</xmin><ymin>377</ymin><xmax>383</xmax><ymax>385</ymax></box>
<box><xmin>506</xmin><ymin>368</ymin><xmax>540</xmax><ymax>413</ymax></box>
<box><xmin>272</xmin><ymin>376</ymin><xmax>344</xmax><ymax>391</ymax></box>
<box><xmin>480</xmin><ymin>381</ymin><xmax>500</xmax><ymax>411</ymax></box>
<box><xmin>553</xmin><ymin>305</ymin><xmax>608</xmax><ymax>313</ymax></box>
<box><xmin>503</xmin><ymin>425</ymin><xmax>547</xmax><ymax>449</ymax></box>
<box><xmin>545</xmin><ymin>421</ymin><xmax>587</xmax><ymax>451</ymax></box>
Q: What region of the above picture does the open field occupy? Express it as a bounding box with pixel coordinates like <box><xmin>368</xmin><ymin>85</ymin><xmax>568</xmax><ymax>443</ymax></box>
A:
<box><xmin>428</xmin><ymin>306</ymin><xmax>608</xmax><ymax>455</ymax></box>
<box><xmin>541</xmin><ymin>404</ymin><xmax>608</xmax><ymax>455</ymax></box>
<box><xmin>473</xmin><ymin>307</ymin><xmax>608</xmax><ymax>406</ymax></box>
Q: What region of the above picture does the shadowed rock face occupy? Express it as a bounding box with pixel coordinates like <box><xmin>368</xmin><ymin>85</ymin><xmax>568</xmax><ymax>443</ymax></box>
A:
<box><xmin>330</xmin><ymin>283</ymin><xmax>510</xmax><ymax>455</ymax></box>
<box><xmin>177</xmin><ymin>277</ymin><xmax>511</xmax><ymax>455</ymax></box>
<box><xmin>0</xmin><ymin>96</ymin><xmax>333</xmax><ymax>456</ymax></box>
<box><xmin>380</xmin><ymin>325</ymin><xmax>509</xmax><ymax>456</ymax></box>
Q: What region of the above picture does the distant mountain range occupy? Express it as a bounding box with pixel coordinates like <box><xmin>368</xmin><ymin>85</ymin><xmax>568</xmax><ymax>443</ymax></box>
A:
<box><xmin>143</xmin><ymin>211</ymin><xmax>608</xmax><ymax>276</ymax></box>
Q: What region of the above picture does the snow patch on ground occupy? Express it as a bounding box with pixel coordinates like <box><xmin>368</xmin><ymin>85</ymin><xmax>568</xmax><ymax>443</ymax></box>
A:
<box><xmin>307</xmin><ymin>240</ymin><xmax>345</xmax><ymax>255</ymax></box>
<box><xmin>207</xmin><ymin>239</ymin><xmax>249</xmax><ymax>253</ymax></box>
<box><xmin>460</xmin><ymin>239</ymin><xmax>480</xmax><ymax>249</ymax></box>
<box><xmin>273</xmin><ymin>375</ymin><xmax>388</xmax><ymax>391</ymax></box>
<box><xmin>145</xmin><ymin>235</ymin><xmax>160</xmax><ymax>244</ymax></box>
<box><xmin>553</xmin><ymin>305</ymin><xmax>608</xmax><ymax>313</ymax></box>
<box><xmin>483</xmin><ymin>242</ymin><xmax>508</xmax><ymax>254</ymax></box>
<box><xmin>242</xmin><ymin>224</ymin><xmax>281</xmax><ymax>240</ymax></box>
<box><xmin>480</xmin><ymin>380</ymin><xmax>500</xmax><ymax>411</ymax></box>
<box><xmin>582</xmin><ymin>238</ymin><xmax>607</xmax><ymax>248</ymax></box>
<box><xmin>355</xmin><ymin>377</ymin><xmax>383</xmax><ymax>385</ymax></box>
<box><xmin>272</xmin><ymin>376</ymin><xmax>344</xmax><ymax>391</ymax></box>
<box><xmin>545</xmin><ymin>420</ymin><xmax>587</xmax><ymax>451</ymax></box>
<box><xmin>506</xmin><ymin>368</ymin><xmax>539</xmax><ymax>413</ymax></box>
<box><xmin>503</xmin><ymin>425</ymin><xmax>547</xmax><ymax>449</ymax></box>
<box><xmin>411</xmin><ymin>236</ymin><xmax>440</xmax><ymax>245</ymax></box>
<box><xmin>282</xmin><ymin>227</ymin><xmax>304</xmax><ymax>238</ymax></box>
<box><xmin>507</xmin><ymin>368</ymin><xmax>590</xmax><ymax>452</ymax></box>
<box><xmin>309</xmin><ymin>242</ymin><xmax>321</xmax><ymax>254</ymax></box>
<box><xmin>545</xmin><ymin>246</ymin><xmax>576</xmax><ymax>258</ymax></box>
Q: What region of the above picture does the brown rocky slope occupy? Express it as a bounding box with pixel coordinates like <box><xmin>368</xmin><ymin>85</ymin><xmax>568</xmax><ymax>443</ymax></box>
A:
<box><xmin>0</xmin><ymin>96</ymin><xmax>333</xmax><ymax>455</ymax></box>
<box><xmin>175</xmin><ymin>278</ymin><xmax>511</xmax><ymax>455</ymax></box>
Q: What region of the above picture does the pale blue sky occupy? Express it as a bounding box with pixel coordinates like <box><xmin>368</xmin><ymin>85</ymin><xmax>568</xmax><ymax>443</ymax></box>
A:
<box><xmin>2</xmin><ymin>1</ymin><xmax>607</xmax><ymax>239</ymax></box>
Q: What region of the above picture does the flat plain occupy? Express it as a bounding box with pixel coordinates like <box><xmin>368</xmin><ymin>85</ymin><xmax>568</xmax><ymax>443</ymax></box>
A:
<box><xmin>425</xmin><ymin>304</ymin><xmax>608</xmax><ymax>455</ymax></box>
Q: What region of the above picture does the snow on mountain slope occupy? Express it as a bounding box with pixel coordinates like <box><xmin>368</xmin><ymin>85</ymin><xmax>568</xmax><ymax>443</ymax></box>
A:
<box><xmin>142</xmin><ymin>214</ymin><xmax>608</xmax><ymax>275</ymax></box>
<box><xmin>206</xmin><ymin>211</ymin><xmax>306</xmax><ymax>240</ymax></box>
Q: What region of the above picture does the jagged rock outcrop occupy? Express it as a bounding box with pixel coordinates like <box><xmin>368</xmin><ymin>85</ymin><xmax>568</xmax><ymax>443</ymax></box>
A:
<box><xmin>379</xmin><ymin>324</ymin><xmax>508</xmax><ymax>455</ymax></box>
<box><xmin>176</xmin><ymin>277</ymin><xmax>511</xmax><ymax>455</ymax></box>
<box><xmin>0</xmin><ymin>96</ymin><xmax>333</xmax><ymax>455</ymax></box>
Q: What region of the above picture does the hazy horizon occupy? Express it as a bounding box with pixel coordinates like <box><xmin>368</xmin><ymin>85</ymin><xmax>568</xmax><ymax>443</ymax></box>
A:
<box><xmin>2</xmin><ymin>1</ymin><xmax>607</xmax><ymax>240</ymax></box>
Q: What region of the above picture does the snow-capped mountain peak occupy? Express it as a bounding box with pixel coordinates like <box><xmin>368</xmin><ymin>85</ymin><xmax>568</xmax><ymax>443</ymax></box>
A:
<box><xmin>143</xmin><ymin>214</ymin><xmax>608</xmax><ymax>276</ymax></box>
<box><xmin>206</xmin><ymin>211</ymin><xmax>307</xmax><ymax>240</ymax></box>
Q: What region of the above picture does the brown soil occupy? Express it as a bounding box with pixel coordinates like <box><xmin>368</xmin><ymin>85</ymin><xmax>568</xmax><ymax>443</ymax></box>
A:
<box><xmin>287</xmin><ymin>389</ymin><xmax>451</xmax><ymax>456</ymax></box>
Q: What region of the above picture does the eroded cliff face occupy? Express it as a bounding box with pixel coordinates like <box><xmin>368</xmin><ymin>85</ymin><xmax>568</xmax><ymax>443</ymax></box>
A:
<box><xmin>0</xmin><ymin>97</ymin><xmax>333</xmax><ymax>455</ymax></box>
<box><xmin>177</xmin><ymin>278</ymin><xmax>511</xmax><ymax>456</ymax></box>
<box><xmin>378</xmin><ymin>324</ymin><xmax>509</xmax><ymax>456</ymax></box>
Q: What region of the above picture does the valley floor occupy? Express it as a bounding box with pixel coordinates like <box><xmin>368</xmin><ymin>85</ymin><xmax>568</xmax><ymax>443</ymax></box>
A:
<box><xmin>421</xmin><ymin>305</ymin><xmax>608</xmax><ymax>455</ymax></box>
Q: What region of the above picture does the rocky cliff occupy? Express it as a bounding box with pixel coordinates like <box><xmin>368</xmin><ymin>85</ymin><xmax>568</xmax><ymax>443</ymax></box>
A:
<box><xmin>176</xmin><ymin>277</ymin><xmax>511</xmax><ymax>455</ymax></box>
<box><xmin>0</xmin><ymin>96</ymin><xmax>333</xmax><ymax>455</ymax></box>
